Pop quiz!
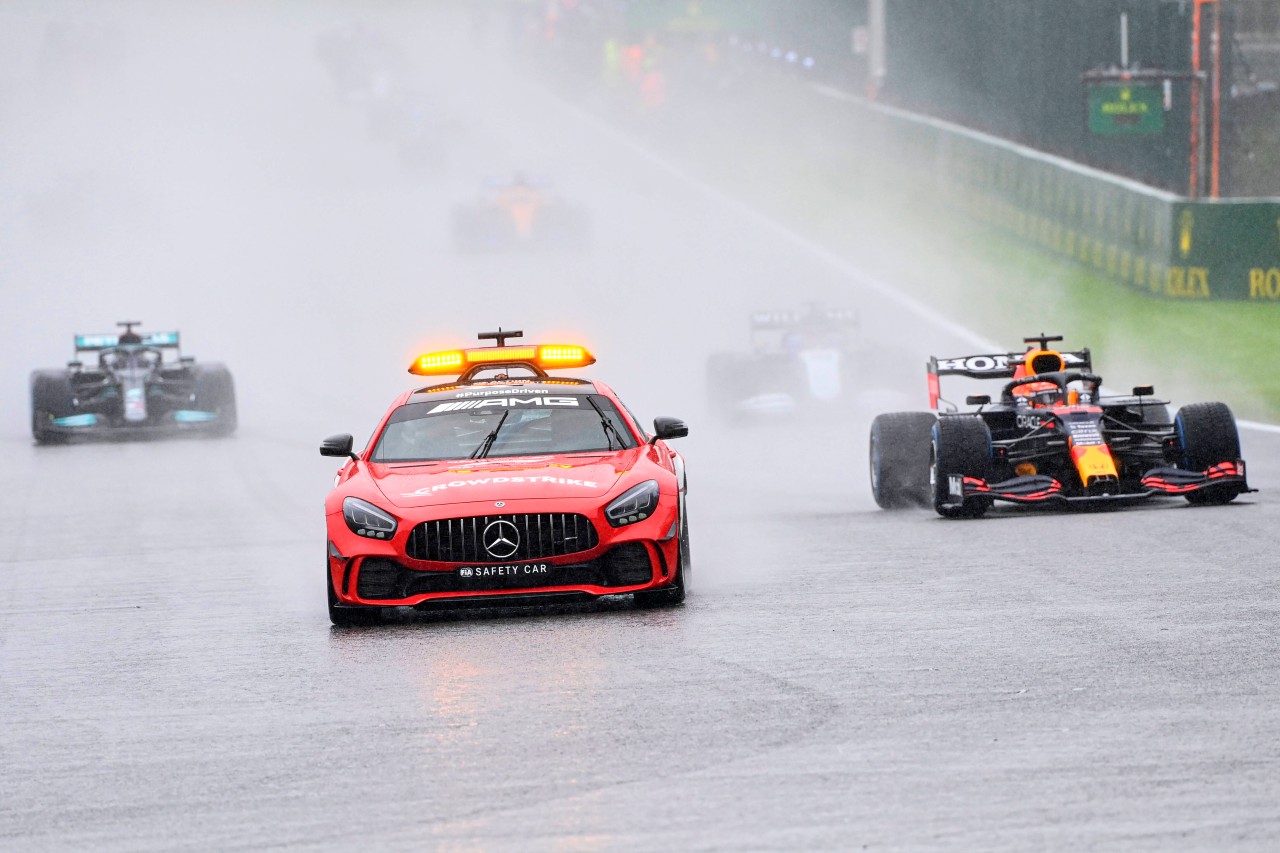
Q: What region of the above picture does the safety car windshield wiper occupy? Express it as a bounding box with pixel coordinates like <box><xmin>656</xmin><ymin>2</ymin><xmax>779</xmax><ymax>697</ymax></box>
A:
<box><xmin>469</xmin><ymin>410</ymin><xmax>510</xmax><ymax>459</ymax></box>
<box><xmin>586</xmin><ymin>396</ymin><xmax>624</xmax><ymax>451</ymax></box>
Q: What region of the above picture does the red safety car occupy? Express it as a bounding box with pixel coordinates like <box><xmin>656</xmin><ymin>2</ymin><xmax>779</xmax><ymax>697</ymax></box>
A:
<box><xmin>320</xmin><ymin>329</ymin><xmax>690</xmax><ymax>625</ymax></box>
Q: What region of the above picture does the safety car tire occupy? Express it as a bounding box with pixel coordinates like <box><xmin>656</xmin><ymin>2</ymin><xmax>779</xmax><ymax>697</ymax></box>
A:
<box><xmin>30</xmin><ymin>370</ymin><xmax>75</xmax><ymax>445</ymax></box>
<box><xmin>1175</xmin><ymin>402</ymin><xmax>1242</xmax><ymax>505</ymax></box>
<box><xmin>634</xmin><ymin>515</ymin><xmax>689</xmax><ymax>608</ymax></box>
<box><xmin>930</xmin><ymin>416</ymin><xmax>992</xmax><ymax>519</ymax></box>
<box><xmin>869</xmin><ymin>411</ymin><xmax>936</xmax><ymax>509</ymax></box>
<box><xmin>328</xmin><ymin>562</ymin><xmax>382</xmax><ymax>627</ymax></box>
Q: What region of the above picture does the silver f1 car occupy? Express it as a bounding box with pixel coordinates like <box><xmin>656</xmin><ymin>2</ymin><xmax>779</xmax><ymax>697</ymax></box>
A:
<box><xmin>30</xmin><ymin>322</ymin><xmax>237</xmax><ymax>444</ymax></box>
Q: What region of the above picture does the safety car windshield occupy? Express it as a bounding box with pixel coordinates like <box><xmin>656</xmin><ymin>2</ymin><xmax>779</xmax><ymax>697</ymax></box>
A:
<box><xmin>372</xmin><ymin>394</ymin><xmax>637</xmax><ymax>462</ymax></box>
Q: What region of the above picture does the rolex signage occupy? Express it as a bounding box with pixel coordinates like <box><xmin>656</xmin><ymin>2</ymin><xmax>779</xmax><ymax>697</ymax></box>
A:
<box><xmin>1088</xmin><ymin>83</ymin><xmax>1164</xmax><ymax>136</ymax></box>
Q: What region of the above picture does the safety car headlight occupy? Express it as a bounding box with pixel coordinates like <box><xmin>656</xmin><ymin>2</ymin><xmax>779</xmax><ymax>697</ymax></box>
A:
<box><xmin>342</xmin><ymin>497</ymin><xmax>398</xmax><ymax>539</ymax></box>
<box><xmin>605</xmin><ymin>480</ymin><xmax>660</xmax><ymax>527</ymax></box>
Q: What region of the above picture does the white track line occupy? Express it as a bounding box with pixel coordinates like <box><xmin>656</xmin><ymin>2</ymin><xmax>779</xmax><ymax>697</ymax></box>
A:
<box><xmin>540</xmin><ymin>93</ymin><xmax>998</xmax><ymax>352</ymax></box>
<box><xmin>1238</xmin><ymin>419</ymin><xmax>1280</xmax><ymax>435</ymax></box>
<box><xmin>540</xmin><ymin>83</ymin><xmax>1279</xmax><ymax>435</ymax></box>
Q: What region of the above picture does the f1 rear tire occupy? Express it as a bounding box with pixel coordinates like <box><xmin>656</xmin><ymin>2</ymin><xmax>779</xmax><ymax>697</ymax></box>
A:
<box><xmin>930</xmin><ymin>416</ymin><xmax>992</xmax><ymax>519</ymax></box>
<box><xmin>1138</xmin><ymin>402</ymin><xmax>1171</xmax><ymax>425</ymax></box>
<box><xmin>1175</xmin><ymin>402</ymin><xmax>1242</xmax><ymax>506</ymax></box>
<box><xmin>869</xmin><ymin>412</ymin><xmax>936</xmax><ymax>509</ymax></box>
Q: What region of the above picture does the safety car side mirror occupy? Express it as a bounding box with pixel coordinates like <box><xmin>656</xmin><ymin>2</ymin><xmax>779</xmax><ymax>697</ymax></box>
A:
<box><xmin>320</xmin><ymin>433</ymin><xmax>357</xmax><ymax>460</ymax></box>
<box><xmin>651</xmin><ymin>416</ymin><xmax>688</xmax><ymax>443</ymax></box>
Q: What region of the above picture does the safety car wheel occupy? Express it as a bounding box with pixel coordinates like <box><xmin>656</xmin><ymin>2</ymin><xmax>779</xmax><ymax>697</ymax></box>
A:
<box><xmin>328</xmin><ymin>562</ymin><xmax>382</xmax><ymax>627</ymax></box>
<box><xmin>634</xmin><ymin>516</ymin><xmax>689</xmax><ymax>608</ymax></box>
<box><xmin>193</xmin><ymin>364</ymin><xmax>237</xmax><ymax>437</ymax></box>
<box><xmin>30</xmin><ymin>370</ymin><xmax>74</xmax><ymax>445</ymax></box>
<box><xmin>1175</xmin><ymin>402</ymin><xmax>1242</xmax><ymax>505</ymax></box>
<box><xmin>869</xmin><ymin>411</ymin><xmax>936</xmax><ymax>509</ymax></box>
<box><xmin>930</xmin><ymin>416</ymin><xmax>992</xmax><ymax>519</ymax></box>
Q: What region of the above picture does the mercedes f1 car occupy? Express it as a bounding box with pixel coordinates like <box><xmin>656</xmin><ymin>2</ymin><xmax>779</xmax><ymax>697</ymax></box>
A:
<box><xmin>320</xmin><ymin>329</ymin><xmax>689</xmax><ymax>625</ymax></box>
<box><xmin>451</xmin><ymin>176</ymin><xmax>591</xmax><ymax>252</ymax></box>
<box><xmin>30</xmin><ymin>322</ymin><xmax>236</xmax><ymax>444</ymax></box>
<box><xmin>869</xmin><ymin>334</ymin><xmax>1252</xmax><ymax>518</ymax></box>
<box><xmin>706</xmin><ymin>305</ymin><xmax>859</xmax><ymax>419</ymax></box>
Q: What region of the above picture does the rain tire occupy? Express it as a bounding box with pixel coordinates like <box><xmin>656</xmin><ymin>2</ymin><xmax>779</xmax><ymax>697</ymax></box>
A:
<box><xmin>1175</xmin><ymin>402</ymin><xmax>1242</xmax><ymax>506</ymax></box>
<box><xmin>192</xmin><ymin>364</ymin><xmax>237</xmax><ymax>437</ymax></box>
<box><xmin>30</xmin><ymin>370</ymin><xmax>74</xmax><ymax>445</ymax></box>
<box><xmin>930</xmin><ymin>416</ymin><xmax>992</xmax><ymax>519</ymax></box>
<box><xmin>869</xmin><ymin>411</ymin><xmax>936</xmax><ymax>509</ymax></box>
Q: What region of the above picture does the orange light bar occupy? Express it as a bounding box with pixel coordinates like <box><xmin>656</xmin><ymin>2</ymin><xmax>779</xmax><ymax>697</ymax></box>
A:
<box><xmin>537</xmin><ymin>345</ymin><xmax>592</xmax><ymax>366</ymax></box>
<box><xmin>408</xmin><ymin>343</ymin><xmax>596</xmax><ymax>376</ymax></box>
<box><xmin>413</xmin><ymin>350</ymin><xmax>466</xmax><ymax>375</ymax></box>
<box><xmin>467</xmin><ymin>346</ymin><xmax>538</xmax><ymax>364</ymax></box>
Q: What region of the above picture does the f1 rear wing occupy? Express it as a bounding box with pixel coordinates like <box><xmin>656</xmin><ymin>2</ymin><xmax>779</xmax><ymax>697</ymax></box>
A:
<box><xmin>927</xmin><ymin>348</ymin><xmax>1092</xmax><ymax>409</ymax></box>
<box><xmin>75</xmin><ymin>331</ymin><xmax>181</xmax><ymax>351</ymax></box>
<box><xmin>750</xmin><ymin>308</ymin><xmax>857</xmax><ymax>331</ymax></box>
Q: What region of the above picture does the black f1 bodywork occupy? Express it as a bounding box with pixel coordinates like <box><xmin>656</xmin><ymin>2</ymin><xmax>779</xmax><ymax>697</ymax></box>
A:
<box><xmin>706</xmin><ymin>306</ymin><xmax>859</xmax><ymax>419</ymax></box>
<box><xmin>870</xmin><ymin>334</ymin><xmax>1252</xmax><ymax>518</ymax></box>
<box><xmin>30</xmin><ymin>322</ymin><xmax>236</xmax><ymax>444</ymax></box>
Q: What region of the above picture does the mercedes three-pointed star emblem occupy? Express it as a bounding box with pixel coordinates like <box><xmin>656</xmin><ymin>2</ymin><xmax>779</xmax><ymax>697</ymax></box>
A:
<box><xmin>482</xmin><ymin>519</ymin><xmax>520</xmax><ymax>559</ymax></box>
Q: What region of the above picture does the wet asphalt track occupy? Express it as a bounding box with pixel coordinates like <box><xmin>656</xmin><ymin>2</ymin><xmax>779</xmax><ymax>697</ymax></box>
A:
<box><xmin>4</xmin><ymin>5</ymin><xmax>1280</xmax><ymax>851</ymax></box>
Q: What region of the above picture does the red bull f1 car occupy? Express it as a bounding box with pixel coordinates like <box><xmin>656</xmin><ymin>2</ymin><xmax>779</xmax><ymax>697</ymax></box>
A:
<box><xmin>320</xmin><ymin>329</ymin><xmax>689</xmax><ymax>625</ymax></box>
<box><xmin>30</xmin><ymin>322</ymin><xmax>236</xmax><ymax>444</ymax></box>
<box><xmin>869</xmin><ymin>334</ymin><xmax>1252</xmax><ymax>518</ymax></box>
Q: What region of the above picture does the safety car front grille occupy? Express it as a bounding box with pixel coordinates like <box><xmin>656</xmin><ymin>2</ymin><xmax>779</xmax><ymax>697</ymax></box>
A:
<box><xmin>405</xmin><ymin>513</ymin><xmax>599</xmax><ymax>563</ymax></box>
<box><xmin>355</xmin><ymin>543</ymin><xmax>655</xmax><ymax>600</ymax></box>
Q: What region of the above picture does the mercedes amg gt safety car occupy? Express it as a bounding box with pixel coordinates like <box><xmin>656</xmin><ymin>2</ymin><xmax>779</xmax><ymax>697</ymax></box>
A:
<box><xmin>869</xmin><ymin>334</ymin><xmax>1252</xmax><ymax>518</ymax></box>
<box><xmin>30</xmin><ymin>322</ymin><xmax>236</xmax><ymax>444</ymax></box>
<box><xmin>451</xmin><ymin>175</ymin><xmax>591</xmax><ymax>252</ymax></box>
<box><xmin>320</xmin><ymin>329</ymin><xmax>689</xmax><ymax>625</ymax></box>
<box><xmin>705</xmin><ymin>305</ymin><xmax>859</xmax><ymax>419</ymax></box>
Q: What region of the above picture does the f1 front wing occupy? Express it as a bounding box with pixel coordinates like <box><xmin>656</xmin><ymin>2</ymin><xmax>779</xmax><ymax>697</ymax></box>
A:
<box><xmin>939</xmin><ymin>461</ymin><xmax>1251</xmax><ymax>508</ymax></box>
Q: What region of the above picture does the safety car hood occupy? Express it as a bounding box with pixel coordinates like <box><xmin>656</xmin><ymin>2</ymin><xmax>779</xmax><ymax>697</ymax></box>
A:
<box><xmin>369</xmin><ymin>451</ymin><xmax>639</xmax><ymax>509</ymax></box>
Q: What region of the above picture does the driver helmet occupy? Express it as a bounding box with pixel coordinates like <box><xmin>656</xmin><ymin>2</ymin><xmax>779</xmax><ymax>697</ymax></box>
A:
<box><xmin>1015</xmin><ymin>380</ymin><xmax>1060</xmax><ymax>408</ymax></box>
<box><xmin>1032</xmin><ymin>387</ymin><xmax>1060</xmax><ymax>408</ymax></box>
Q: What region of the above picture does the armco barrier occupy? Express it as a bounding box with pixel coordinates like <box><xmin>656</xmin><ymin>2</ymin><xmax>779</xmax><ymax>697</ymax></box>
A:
<box><xmin>817</xmin><ymin>85</ymin><xmax>1280</xmax><ymax>301</ymax></box>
